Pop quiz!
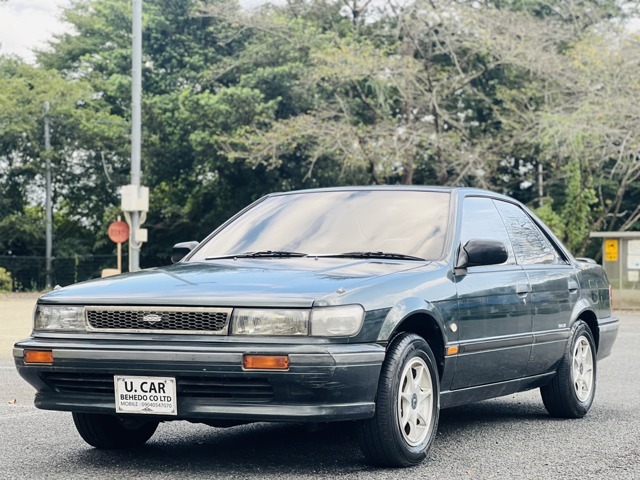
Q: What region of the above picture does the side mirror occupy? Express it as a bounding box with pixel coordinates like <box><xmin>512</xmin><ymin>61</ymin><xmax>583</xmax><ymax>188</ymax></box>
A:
<box><xmin>456</xmin><ymin>239</ymin><xmax>508</xmax><ymax>269</ymax></box>
<box><xmin>171</xmin><ymin>241</ymin><xmax>199</xmax><ymax>264</ymax></box>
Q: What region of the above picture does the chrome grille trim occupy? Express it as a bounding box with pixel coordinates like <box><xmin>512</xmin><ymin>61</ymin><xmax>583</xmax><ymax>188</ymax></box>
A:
<box><xmin>85</xmin><ymin>306</ymin><xmax>232</xmax><ymax>335</ymax></box>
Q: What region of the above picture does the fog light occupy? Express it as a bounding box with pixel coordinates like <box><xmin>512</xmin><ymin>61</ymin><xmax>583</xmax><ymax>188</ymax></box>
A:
<box><xmin>24</xmin><ymin>350</ymin><xmax>54</xmax><ymax>364</ymax></box>
<box><xmin>243</xmin><ymin>355</ymin><xmax>289</xmax><ymax>370</ymax></box>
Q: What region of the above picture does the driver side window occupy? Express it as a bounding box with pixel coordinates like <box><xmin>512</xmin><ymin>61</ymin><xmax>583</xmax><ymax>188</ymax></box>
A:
<box><xmin>460</xmin><ymin>197</ymin><xmax>516</xmax><ymax>265</ymax></box>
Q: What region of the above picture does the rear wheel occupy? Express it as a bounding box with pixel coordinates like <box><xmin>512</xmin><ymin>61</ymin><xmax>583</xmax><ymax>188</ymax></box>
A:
<box><xmin>540</xmin><ymin>320</ymin><xmax>597</xmax><ymax>418</ymax></box>
<box><xmin>72</xmin><ymin>412</ymin><xmax>158</xmax><ymax>449</ymax></box>
<box><xmin>357</xmin><ymin>332</ymin><xmax>440</xmax><ymax>467</ymax></box>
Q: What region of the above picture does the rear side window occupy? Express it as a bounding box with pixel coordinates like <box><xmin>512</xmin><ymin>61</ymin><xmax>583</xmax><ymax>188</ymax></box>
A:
<box><xmin>493</xmin><ymin>200</ymin><xmax>561</xmax><ymax>265</ymax></box>
<box><xmin>460</xmin><ymin>197</ymin><xmax>516</xmax><ymax>265</ymax></box>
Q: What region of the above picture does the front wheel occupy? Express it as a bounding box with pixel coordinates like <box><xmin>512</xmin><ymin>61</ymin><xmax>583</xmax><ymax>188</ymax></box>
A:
<box><xmin>357</xmin><ymin>332</ymin><xmax>440</xmax><ymax>467</ymax></box>
<box><xmin>72</xmin><ymin>412</ymin><xmax>158</xmax><ymax>449</ymax></box>
<box><xmin>540</xmin><ymin>320</ymin><xmax>597</xmax><ymax>418</ymax></box>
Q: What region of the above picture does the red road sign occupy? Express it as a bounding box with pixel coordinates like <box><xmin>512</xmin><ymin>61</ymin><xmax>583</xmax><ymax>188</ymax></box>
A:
<box><xmin>108</xmin><ymin>221</ymin><xmax>130</xmax><ymax>244</ymax></box>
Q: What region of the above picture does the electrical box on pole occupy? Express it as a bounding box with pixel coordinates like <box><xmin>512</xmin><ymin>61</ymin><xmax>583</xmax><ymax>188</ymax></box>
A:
<box><xmin>121</xmin><ymin>185</ymin><xmax>149</xmax><ymax>212</ymax></box>
<box><xmin>120</xmin><ymin>185</ymin><xmax>149</xmax><ymax>271</ymax></box>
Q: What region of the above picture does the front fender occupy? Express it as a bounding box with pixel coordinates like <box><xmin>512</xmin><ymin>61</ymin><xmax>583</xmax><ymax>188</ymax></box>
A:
<box><xmin>376</xmin><ymin>297</ymin><xmax>448</xmax><ymax>342</ymax></box>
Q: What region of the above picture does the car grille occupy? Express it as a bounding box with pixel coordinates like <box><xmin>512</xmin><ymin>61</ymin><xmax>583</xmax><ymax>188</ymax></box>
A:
<box><xmin>85</xmin><ymin>306</ymin><xmax>232</xmax><ymax>334</ymax></box>
<box><xmin>41</xmin><ymin>373</ymin><xmax>274</xmax><ymax>403</ymax></box>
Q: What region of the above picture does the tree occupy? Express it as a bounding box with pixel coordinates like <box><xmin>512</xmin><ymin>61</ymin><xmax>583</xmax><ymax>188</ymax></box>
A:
<box><xmin>2</xmin><ymin>0</ymin><xmax>637</xmax><ymax>270</ymax></box>
<box><xmin>0</xmin><ymin>55</ymin><xmax>125</xmax><ymax>256</ymax></box>
<box><xmin>213</xmin><ymin>1</ymin><xmax>565</xmax><ymax>186</ymax></box>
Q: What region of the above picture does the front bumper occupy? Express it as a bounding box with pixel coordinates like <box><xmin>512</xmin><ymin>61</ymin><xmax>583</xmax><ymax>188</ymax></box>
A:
<box><xmin>13</xmin><ymin>338</ymin><xmax>385</xmax><ymax>422</ymax></box>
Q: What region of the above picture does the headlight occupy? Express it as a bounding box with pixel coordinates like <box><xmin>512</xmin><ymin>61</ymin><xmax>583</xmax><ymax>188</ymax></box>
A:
<box><xmin>232</xmin><ymin>309</ymin><xmax>309</xmax><ymax>336</ymax></box>
<box><xmin>34</xmin><ymin>305</ymin><xmax>86</xmax><ymax>331</ymax></box>
<box><xmin>231</xmin><ymin>306</ymin><xmax>365</xmax><ymax>337</ymax></box>
<box><xmin>310</xmin><ymin>305</ymin><xmax>364</xmax><ymax>337</ymax></box>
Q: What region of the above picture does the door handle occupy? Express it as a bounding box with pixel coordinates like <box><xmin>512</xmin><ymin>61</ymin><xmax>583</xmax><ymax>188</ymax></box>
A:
<box><xmin>516</xmin><ymin>284</ymin><xmax>531</xmax><ymax>295</ymax></box>
<box><xmin>568</xmin><ymin>280</ymin><xmax>579</xmax><ymax>292</ymax></box>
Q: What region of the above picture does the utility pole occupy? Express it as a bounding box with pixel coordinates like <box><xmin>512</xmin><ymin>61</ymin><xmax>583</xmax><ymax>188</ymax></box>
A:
<box><xmin>122</xmin><ymin>0</ymin><xmax>148</xmax><ymax>272</ymax></box>
<box><xmin>44</xmin><ymin>101</ymin><xmax>53</xmax><ymax>289</ymax></box>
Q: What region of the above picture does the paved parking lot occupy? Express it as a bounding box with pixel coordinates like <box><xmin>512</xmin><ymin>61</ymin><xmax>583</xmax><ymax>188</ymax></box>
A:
<box><xmin>1</xmin><ymin>302</ymin><xmax>639</xmax><ymax>479</ymax></box>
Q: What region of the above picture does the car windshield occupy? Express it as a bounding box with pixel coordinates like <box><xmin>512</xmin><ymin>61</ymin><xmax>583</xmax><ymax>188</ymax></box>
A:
<box><xmin>189</xmin><ymin>190</ymin><xmax>451</xmax><ymax>262</ymax></box>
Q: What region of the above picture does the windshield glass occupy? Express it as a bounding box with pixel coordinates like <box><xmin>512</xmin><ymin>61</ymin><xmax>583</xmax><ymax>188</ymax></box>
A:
<box><xmin>189</xmin><ymin>190</ymin><xmax>451</xmax><ymax>261</ymax></box>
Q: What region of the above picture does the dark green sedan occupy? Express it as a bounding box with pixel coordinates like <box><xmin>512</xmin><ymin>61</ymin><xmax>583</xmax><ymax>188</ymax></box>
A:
<box><xmin>13</xmin><ymin>187</ymin><xmax>618</xmax><ymax>467</ymax></box>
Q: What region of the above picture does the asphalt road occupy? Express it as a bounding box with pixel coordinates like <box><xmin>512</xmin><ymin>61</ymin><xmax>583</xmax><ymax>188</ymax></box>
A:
<box><xmin>1</xmin><ymin>314</ymin><xmax>639</xmax><ymax>480</ymax></box>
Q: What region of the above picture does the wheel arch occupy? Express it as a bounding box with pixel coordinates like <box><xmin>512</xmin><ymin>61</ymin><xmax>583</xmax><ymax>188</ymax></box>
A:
<box><xmin>570</xmin><ymin>299</ymin><xmax>600</xmax><ymax>351</ymax></box>
<box><xmin>377</xmin><ymin>298</ymin><xmax>448</xmax><ymax>379</ymax></box>
<box><xmin>576</xmin><ymin>309</ymin><xmax>599</xmax><ymax>351</ymax></box>
<box><xmin>390</xmin><ymin>313</ymin><xmax>446</xmax><ymax>379</ymax></box>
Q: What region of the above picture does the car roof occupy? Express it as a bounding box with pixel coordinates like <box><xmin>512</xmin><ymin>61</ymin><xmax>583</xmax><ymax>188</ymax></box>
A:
<box><xmin>268</xmin><ymin>186</ymin><xmax>519</xmax><ymax>203</ymax></box>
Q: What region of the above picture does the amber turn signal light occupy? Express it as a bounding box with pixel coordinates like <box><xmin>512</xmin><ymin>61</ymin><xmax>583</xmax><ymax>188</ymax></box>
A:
<box><xmin>243</xmin><ymin>355</ymin><xmax>289</xmax><ymax>370</ymax></box>
<box><xmin>446</xmin><ymin>345</ymin><xmax>459</xmax><ymax>356</ymax></box>
<box><xmin>24</xmin><ymin>350</ymin><xmax>54</xmax><ymax>364</ymax></box>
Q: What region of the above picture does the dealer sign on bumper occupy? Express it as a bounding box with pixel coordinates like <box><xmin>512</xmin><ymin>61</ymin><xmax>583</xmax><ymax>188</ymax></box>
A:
<box><xmin>114</xmin><ymin>376</ymin><xmax>177</xmax><ymax>415</ymax></box>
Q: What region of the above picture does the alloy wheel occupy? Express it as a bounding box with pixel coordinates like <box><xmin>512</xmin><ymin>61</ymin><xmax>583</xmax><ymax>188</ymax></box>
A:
<box><xmin>572</xmin><ymin>335</ymin><xmax>594</xmax><ymax>402</ymax></box>
<box><xmin>397</xmin><ymin>356</ymin><xmax>434</xmax><ymax>446</ymax></box>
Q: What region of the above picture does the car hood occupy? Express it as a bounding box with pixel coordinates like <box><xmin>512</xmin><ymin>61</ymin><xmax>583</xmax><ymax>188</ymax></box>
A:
<box><xmin>40</xmin><ymin>258</ymin><xmax>430</xmax><ymax>308</ymax></box>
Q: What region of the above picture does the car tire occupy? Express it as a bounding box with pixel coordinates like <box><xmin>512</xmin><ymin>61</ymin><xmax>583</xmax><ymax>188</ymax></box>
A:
<box><xmin>72</xmin><ymin>412</ymin><xmax>158</xmax><ymax>449</ymax></box>
<box><xmin>540</xmin><ymin>320</ymin><xmax>597</xmax><ymax>418</ymax></box>
<box><xmin>357</xmin><ymin>332</ymin><xmax>440</xmax><ymax>467</ymax></box>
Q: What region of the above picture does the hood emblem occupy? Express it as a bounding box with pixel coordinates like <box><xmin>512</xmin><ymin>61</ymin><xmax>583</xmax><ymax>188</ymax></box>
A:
<box><xmin>142</xmin><ymin>314</ymin><xmax>163</xmax><ymax>324</ymax></box>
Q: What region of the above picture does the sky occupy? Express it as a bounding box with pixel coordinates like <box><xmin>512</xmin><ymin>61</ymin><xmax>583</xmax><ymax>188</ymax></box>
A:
<box><xmin>0</xmin><ymin>0</ymin><xmax>275</xmax><ymax>63</ymax></box>
<box><xmin>1</xmin><ymin>0</ymin><xmax>638</xmax><ymax>64</ymax></box>
<box><xmin>0</xmin><ymin>0</ymin><xmax>72</xmax><ymax>63</ymax></box>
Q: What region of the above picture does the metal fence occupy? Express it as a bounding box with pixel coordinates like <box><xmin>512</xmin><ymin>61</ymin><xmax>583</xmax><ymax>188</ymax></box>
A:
<box><xmin>0</xmin><ymin>255</ymin><xmax>125</xmax><ymax>292</ymax></box>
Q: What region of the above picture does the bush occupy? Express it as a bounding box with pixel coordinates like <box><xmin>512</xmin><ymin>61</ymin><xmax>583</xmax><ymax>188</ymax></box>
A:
<box><xmin>0</xmin><ymin>267</ymin><xmax>13</xmax><ymax>292</ymax></box>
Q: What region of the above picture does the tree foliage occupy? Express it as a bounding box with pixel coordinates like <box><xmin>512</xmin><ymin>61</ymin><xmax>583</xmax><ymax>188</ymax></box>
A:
<box><xmin>0</xmin><ymin>267</ymin><xmax>12</xmax><ymax>292</ymax></box>
<box><xmin>1</xmin><ymin>0</ymin><xmax>639</xmax><ymax>266</ymax></box>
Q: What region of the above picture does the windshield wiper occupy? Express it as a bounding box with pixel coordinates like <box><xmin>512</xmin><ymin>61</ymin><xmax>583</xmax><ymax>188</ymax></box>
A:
<box><xmin>316</xmin><ymin>251</ymin><xmax>425</xmax><ymax>261</ymax></box>
<box><xmin>205</xmin><ymin>250</ymin><xmax>308</xmax><ymax>260</ymax></box>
